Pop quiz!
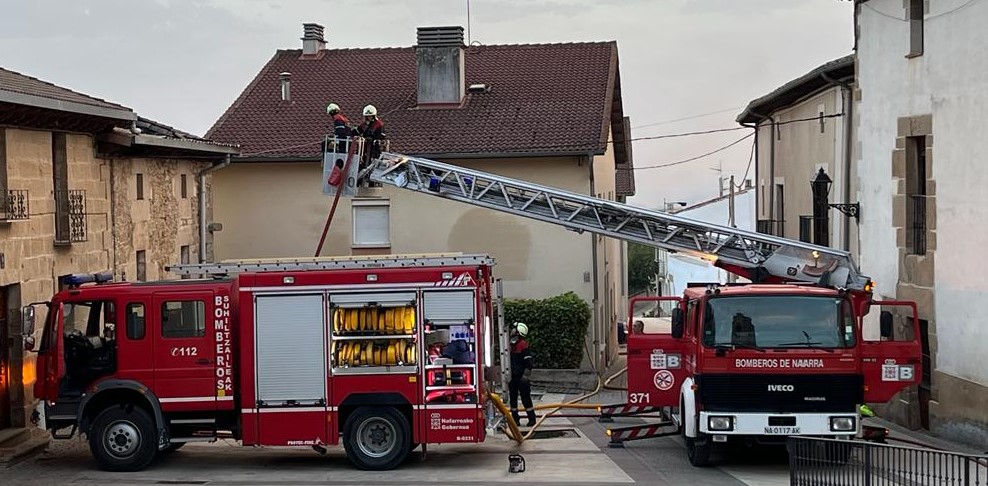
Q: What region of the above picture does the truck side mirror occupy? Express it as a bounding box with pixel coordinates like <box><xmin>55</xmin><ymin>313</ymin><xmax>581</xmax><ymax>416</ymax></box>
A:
<box><xmin>22</xmin><ymin>306</ymin><xmax>36</xmax><ymax>351</ymax></box>
<box><xmin>879</xmin><ymin>311</ymin><xmax>894</xmax><ymax>339</ymax></box>
<box><xmin>22</xmin><ymin>306</ymin><xmax>35</xmax><ymax>336</ymax></box>
<box><xmin>671</xmin><ymin>307</ymin><xmax>685</xmax><ymax>339</ymax></box>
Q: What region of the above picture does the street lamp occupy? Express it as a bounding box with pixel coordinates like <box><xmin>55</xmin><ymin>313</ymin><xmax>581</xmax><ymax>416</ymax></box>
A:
<box><xmin>811</xmin><ymin>168</ymin><xmax>861</xmax><ymax>247</ymax></box>
<box><xmin>812</xmin><ymin>167</ymin><xmax>861</xmax><ymax>220</ymax></box>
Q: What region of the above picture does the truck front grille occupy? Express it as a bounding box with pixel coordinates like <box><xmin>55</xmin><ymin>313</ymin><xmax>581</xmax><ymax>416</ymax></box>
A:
<box><xmin>697</xmin><ymin>374</ymin><xmax>863</xmax><ymax>413</ymax></box>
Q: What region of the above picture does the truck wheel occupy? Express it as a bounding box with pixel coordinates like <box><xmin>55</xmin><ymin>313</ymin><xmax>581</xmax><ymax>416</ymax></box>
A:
<box><xmin>680</xmin><ymin>399</ymin><xmax>711</xmax><ymax>468</ymax></box>
<box><xmin>343</xmin><ymin>407</ymin><xmax>411</xmax><ymax>470</ymax></box>
<box><xmin>685</xmin><ymin>433</ymin><xmax>712</xmax><ymax>467</ymax></box>
<box><xmin>88</xmin><ymin>406</ymin><xmax>158</xmax><ymax>472</ymax></box>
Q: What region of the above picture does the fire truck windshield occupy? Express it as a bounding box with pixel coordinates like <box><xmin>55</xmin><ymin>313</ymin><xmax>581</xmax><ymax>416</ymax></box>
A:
<box><xmin>701</xmin><ymin>295</ymin><xmax>856</xmax><ymax>350</ymax></box>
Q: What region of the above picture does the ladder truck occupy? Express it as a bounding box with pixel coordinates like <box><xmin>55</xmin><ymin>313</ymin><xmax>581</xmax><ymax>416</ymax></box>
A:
<box><xmin>359</xmin><ymin>150</ymin><xmax>923</xmax><ymax>466</ymax></box>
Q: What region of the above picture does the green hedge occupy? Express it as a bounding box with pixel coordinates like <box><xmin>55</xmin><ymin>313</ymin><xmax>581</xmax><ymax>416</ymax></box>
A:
<box><xmin>503</xmin><ymin>291</ymin><xmax>591</xmax><ymax>369</ymax></box>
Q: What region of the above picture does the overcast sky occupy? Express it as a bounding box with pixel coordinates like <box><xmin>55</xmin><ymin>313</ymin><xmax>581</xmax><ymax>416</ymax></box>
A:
<box><xmin>0</xmin><ymin>0</ymin><xmax>855</xmax><ymax>209</ymax></box>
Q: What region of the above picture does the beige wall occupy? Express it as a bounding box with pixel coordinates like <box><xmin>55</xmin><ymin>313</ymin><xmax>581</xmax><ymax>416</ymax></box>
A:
<box><xmin>755</xmin><ymin>88</ymin><xmax>845</xmax><ymax>244</ymax></box>
<box><xmin>212</xmin><ymin>150</ymin><xmax>628</xmax><ymax>369</ymax></box>
<box><xmin>111</xmin><ymin>158</ymin><xmax>206</xmax><ymax>281</ymax></box>
<box><xmin>0</xmin><ymin>129</ymin><xmax>112</xmax><ymax>427</ymax></box>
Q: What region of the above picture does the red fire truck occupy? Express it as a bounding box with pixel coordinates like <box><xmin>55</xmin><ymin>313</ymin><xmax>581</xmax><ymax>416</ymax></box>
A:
<box><xmin>23</xmin><ymin>254</ymin><xmax>500</xmax><ymax>471</ymax></box>
<box><xmin>623</xmin><ymin>285</ymin><xmax>921</xmax><ymax>466</ymax></box>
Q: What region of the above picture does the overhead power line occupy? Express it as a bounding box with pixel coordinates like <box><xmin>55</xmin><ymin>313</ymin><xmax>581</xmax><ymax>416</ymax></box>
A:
<box><xmin>631</xmin><ymin>107</ymin><xmax>743</xmax><ymax>130</ymax></box>
<box><xmin>634</xmin><ymin>132</ymin><xmax>754</xmax><ymax>171</ymax></box>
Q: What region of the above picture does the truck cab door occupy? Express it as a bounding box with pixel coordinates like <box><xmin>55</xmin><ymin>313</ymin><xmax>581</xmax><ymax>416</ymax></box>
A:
<box><xmin>626</xmin><ymin>296</ymin><xmax>688</xmax><ymax>407</ymax></box>
<box><xmin>152</xmin><ymin>291</ymin><xmax>218</xmax><ymax>411</ymax></box>
<box><xmin>860</xmin><ymin>301</ymin><xmax>923</xmax><ymax>403</ymax></box>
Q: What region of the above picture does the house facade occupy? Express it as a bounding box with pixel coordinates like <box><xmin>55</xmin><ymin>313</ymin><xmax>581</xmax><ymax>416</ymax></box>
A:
<box><xmin>854</xmin><ymin>0</ymin><xmax>988</xmax><ymax>447</ymax></box>
<box><xmin>207</xmin><ymin>24</ymin><xmax>634</xmax><ymax>370</ymax></box>
<box><xmin>205</xmin><ymin>24</ymin><xmax>635</xmax><ymax>370</ymax></box>
<box><xmin>738</xmin><ymin>55</ymin><xmax>858</xmax><ymax>253</ymax></box>
<box><xmin>0</xmin><ymin>67</ymin><xmax>236</xmax><ymax>437</ymax></box>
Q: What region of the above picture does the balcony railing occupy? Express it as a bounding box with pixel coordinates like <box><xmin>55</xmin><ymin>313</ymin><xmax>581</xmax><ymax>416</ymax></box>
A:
<box><xmin>1</xmin><ymin>189</ymin><xmax>30</xmax><ymax>221</ymax></box>
<box><xmin>54</xmin><ymin>189</ymin><xmax>87</xmax><ymax>244</ymax></box>
<box><xmin>910</xmin><ymin>195</ymin><xmax>927</xmax><ymax>255</ymax></box>
<box><xmin>756</xmin><ymin>219</ymin><xmax>785</xmax><ymax>237</ymax></box>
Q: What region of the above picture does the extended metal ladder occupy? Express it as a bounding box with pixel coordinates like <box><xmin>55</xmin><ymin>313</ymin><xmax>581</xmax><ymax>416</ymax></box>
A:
<box><xmin>166</xmin><ymin>253</ymin><xmax>496</xmax><ymax>277</ymax></box>
<box><xmin>366</xmin><ymin>152</ymin><xmax>871</xmax><ymax>291</ymax></box>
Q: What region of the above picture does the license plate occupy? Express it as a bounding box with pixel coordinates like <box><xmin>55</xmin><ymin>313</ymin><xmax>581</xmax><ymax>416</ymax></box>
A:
<box><xmin>763</xmin><ymin>426</ymin><xmax>801</xmax><ymax>435</ymax></box>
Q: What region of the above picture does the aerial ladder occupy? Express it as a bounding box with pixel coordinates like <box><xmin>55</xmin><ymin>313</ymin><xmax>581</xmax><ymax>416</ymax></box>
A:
<box><xmin>360</xmin><ymin>151</ymin><xmax>873</xmax><ymax>292</ymax></box>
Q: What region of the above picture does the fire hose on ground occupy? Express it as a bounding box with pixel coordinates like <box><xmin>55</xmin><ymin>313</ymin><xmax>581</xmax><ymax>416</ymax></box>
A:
<box><xmin>486</xmin><ymin>343</ymin><xmax>630</xmax><ymax>444</ymax></box>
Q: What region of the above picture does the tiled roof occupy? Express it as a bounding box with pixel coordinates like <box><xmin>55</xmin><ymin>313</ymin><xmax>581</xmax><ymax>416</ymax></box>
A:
<box><xmin>0</xmin><ymin>66</ymin><xmax>132</xmax><ymax>112</ymax></box>
<box><xmin>736</xmin><ymin>54</ymin><xmax>854</xmax><ymax>125</ymax></box>
<box><xmin>207</xmin><ymin>42</ymin><xmax>625</xmax><ymax>160</ymax></box>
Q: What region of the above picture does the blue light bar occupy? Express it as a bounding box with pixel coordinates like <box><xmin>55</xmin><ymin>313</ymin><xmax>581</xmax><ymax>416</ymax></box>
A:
<box><xmin>61</xmin><ymin>272</ymin><xmax>114</xmax><ymax>287</ymax></box>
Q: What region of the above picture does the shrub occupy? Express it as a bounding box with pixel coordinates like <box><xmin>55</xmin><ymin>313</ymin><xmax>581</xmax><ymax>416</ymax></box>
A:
<box><xmin>503</xmin><ymin>291</ymin><xmax>591</xmax><ymax>369</ymax></box>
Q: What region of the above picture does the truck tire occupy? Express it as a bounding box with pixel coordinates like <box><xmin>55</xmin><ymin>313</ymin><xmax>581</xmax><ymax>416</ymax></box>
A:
<box><xmin>343</xmin><ymin>406</ymin><xmax>411</xmax><ymax>470</ymax></box>
<box><xmin>88</xmin><ymin>406</ymin><xmax>158</xmax><ymax>472</ymax></box>
<box><xmin>681</xmin><ymin>398</ymin><xmax>711</xmax><ymax>467</ymax></box>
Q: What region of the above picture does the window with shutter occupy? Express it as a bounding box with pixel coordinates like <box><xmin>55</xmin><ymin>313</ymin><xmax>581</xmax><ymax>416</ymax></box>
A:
<box><xmin>352</xmin><ymin>199</ymin><xmax>390</xmax><ymax>247</ymax></box>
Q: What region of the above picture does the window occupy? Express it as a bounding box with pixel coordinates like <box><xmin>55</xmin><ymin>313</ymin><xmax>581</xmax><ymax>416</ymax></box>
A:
<box><xmin>701</xmin><ymin>296</ymin><xmax>855</xmax><ymax>349</ymax></box>
<box><xmin>908</xmin><ymin>0</ymin><xmax>924</xmax><ymax>57</ymax></box>
<box><xmin>906</xmin><ymin>136</ymin><xmax>927</xmax><ymax>255</ymax></box>
<box><xmin>126</xmin><ymin>303</ymin><xmax>146</xmax><ymax>340</ymax></box>
<box><xmin>53</xmin><ymin>133</ymin><xmax>70</xmax><ymax>242</ymax></box>
<box><xmin>352</xmin><ymin>199</ymin><xmax>390</xmax><ymax>247</ymax></box>
<box><xmin>161</xmin><ymin>301</ymin><xmax>205</xmax><ymax>338</ymax></box>
<box><xmin>63</xmin><ymin>300</ymin><xmax>115</xmax><ymax>340</ymax></box>
<box><xmin>136</xmin><ymin>250</ymin><xmax>147</xmax><ymax>281</ymax></box>
<box><xmin>180</xmin><ymin>174</ymin><xmax>188</xmax><ymax>199</ymax></box>
<box><xmin>136</xmin><ymin>173</ymin><xmax>144</xmax><ymax>200</ymax></box>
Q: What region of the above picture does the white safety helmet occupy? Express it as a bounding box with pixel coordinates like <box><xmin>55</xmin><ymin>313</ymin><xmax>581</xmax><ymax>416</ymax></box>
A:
<box><xmin>326</xmin><ymin>103</ymin><xmax>341</xmax><ymax>115</ymax></box>
<box><xmin>513</xmin><ymin>322</ymin><xmax>529</xmax><ymax>338</ymax></box>
<box><xmin>363</xmin><ymin>104</ymin><xmax>378</xmax><ymax>117</ymax></box>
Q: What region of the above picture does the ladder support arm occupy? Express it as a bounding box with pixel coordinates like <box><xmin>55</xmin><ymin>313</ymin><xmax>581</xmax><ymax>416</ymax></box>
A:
<box><xmin>366</xmin><ymin>152</ymin><xmax>871</xmax><ymax>291</ymax></box>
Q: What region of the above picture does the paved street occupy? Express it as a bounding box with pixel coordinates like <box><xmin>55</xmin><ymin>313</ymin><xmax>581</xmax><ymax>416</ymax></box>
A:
<box><xmin>0</xmin><ymin>393</ymin><xmax>790</xmax><ymax>486</ymax></box>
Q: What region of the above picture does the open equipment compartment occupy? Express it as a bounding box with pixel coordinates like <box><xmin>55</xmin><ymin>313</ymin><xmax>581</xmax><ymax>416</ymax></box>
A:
<box><xmin>422</xmin><ymin>289</ymin><xmax>478</xmax><ymax>404</ymax></box>
<box><xmin>329</xmin><ymin>291</ymin><xmax>419</xmax><ymax>374</ymax></box>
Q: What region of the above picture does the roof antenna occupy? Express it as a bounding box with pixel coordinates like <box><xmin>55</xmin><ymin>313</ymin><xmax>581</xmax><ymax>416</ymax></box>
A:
<box><xmin>466</xmin><ymin>0</ymin><xmax>472</xmax><ymax>45</ymax></box>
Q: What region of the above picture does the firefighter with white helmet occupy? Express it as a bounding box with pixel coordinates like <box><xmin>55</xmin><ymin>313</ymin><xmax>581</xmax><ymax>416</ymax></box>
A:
<box><xmin>509</xmin><ymin>322</ymin><xmax>536</xmax><ymax>427</ymax></box>
<box><xmin>357</xmin><ymin>104</ymin><xmax>386</xmax><ymax>164</ymax></box>
<box><xmin>325</xmin><ymin>102</ymin><xmax>353</xmax><ymax>153</ymax></box>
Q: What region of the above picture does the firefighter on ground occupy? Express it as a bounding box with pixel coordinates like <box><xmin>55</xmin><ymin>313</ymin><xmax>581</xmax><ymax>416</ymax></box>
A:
<box><xmin>326</xmin><ymin>103</ymin><xmax>353</xmax><ymax>153</ymax></box>
<box><xmin>509</xmin><ymin>322</ymin><xmax>537</xmax><ymax>427</ymax></box>
<box><xmin>357</xmin><ymin>104</ymin><xmax>386</xmax><ymax>167</ymax></box>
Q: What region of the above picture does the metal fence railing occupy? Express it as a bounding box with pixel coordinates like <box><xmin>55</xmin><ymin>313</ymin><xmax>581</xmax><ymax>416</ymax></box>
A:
<box><xmin>788</xmin><ymin>436</ymin><xmax>988</xmax><ymax>486</ymax></box>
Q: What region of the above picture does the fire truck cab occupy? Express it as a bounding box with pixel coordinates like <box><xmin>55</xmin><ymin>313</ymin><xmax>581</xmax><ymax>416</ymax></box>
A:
<box><xmin>23</xmin><ymin>254</ymin><xmax>498</xmax><ymax>472</ymax></box>
<box><xmin>626</xmin><ymin>283</ymin><xmax>922</xmax><ymax>466</ymax></box>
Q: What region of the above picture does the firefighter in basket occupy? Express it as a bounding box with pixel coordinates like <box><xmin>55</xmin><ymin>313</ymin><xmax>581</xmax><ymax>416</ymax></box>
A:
<box><xmin>509</xmin><ymin>322</ymin><xmax>537</xmax><ymax>427</ymax></box>
<box><xmin>357</xmin><ymin>104</ymin><xmax>386</xmax><ymax>169</ymax></box>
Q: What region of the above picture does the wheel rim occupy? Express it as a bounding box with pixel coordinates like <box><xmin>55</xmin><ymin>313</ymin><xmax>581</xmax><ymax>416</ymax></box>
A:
<box><xmin>104</xmin><ymin>420</ymin><xmax>142</xmax><ymax>459</ymax></box>
<box><xmin>356</xmin><ymin>417</ymin><xmax>397</xmax><ymax>459</ymax></box>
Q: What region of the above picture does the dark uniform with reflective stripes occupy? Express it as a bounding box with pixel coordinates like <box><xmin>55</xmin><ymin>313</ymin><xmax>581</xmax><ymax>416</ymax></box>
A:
<box><xmin>509</xmin><ymin>338</ymin><xmax>536</xmax><ymax>426</ymax></box>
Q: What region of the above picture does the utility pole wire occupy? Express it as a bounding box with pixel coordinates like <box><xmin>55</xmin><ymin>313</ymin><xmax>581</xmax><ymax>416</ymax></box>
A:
<box><xmin>635</xmin><ymin>132</ymin><xmax>754</xmax><ymax>171</ymax></box>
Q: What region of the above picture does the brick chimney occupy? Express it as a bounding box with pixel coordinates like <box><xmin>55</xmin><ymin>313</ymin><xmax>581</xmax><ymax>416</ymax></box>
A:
<box><xmin>302</xmin><ymin>23</ymin><xmax>326</xmax><ymax>55</ymax></box>
<box><xmin>415</xmin><ymin>26</ymin><xmax>465</xmax><ymax>105</ymax></box>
